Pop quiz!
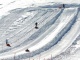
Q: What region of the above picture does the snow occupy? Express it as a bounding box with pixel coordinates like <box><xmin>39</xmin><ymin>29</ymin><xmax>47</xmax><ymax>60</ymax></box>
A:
<box><xmin>0</xmin><ymin>0</ymin><xmax>80</xmax><ymax>60</ymax></box>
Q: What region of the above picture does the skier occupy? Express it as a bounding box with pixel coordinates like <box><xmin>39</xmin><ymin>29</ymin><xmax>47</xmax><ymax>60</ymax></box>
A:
<box><xmin>63</xmin><ymin>4</ymin><xmax>65</xmax><ymax>8</ymax></box>
<box><xmin>35</xmin><ymin>22</ymin><xmax>38</xmax><ymax>29</ymax></box>
<box><xmin>6</xmin><ymin>39</ymin><xmax>11</xmax><ymax>47</ymax></box>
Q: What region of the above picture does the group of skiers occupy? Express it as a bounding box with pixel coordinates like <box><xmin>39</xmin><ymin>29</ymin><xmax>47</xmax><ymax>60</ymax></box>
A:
<box><xmin>5</xmin><ymin>3</ymin><xmax>66</xmax><ymax>47</ymax></box>
<box><xmin>5</xmin><ymin>3</ymin><xmax>65</xmax><ymax>50</ymax></box>
<box><xmin>5</xmin><ymin>22</ymin><xmax>39</xmax><ymax>53</ymax></box>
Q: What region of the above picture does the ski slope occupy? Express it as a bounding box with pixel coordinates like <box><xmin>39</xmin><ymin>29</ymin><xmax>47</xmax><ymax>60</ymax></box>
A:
<box><xmin>0</xmin><ymin>0</ymin><xmax>80</xmax><ymax>60</ymax></box>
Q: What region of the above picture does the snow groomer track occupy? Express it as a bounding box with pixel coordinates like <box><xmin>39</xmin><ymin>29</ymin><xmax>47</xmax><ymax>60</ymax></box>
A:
<box><xmin>0</xmin><ymin>2</ymin><xmax>80</xmax><ymax>60</ymax></box>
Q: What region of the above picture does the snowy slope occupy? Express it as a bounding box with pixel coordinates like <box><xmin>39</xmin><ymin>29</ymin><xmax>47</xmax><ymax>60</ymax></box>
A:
<box><xmin>0</xmin><ymin>0</ymin><xmax>80</xmax><ymax>60</ymax></box>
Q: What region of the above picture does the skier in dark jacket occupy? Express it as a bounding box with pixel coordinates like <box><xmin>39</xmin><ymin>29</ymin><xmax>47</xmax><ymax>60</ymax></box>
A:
<box><xmin>63</xmin><ymin>4</ymin><xmax>65</xmax><ymax>8</ymax></box>
<box><xmin>35</xmin><ymin>22</ymin><xmax>38</xmax><ymax>29</ymax></box>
